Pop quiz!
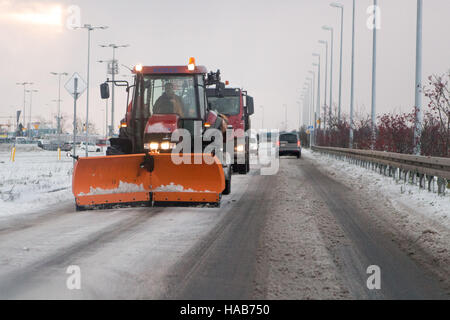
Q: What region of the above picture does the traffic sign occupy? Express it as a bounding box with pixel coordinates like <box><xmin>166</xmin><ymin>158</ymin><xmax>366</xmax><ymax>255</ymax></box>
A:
<box><xmin>65</xmin><ymin>72</ymin><xmax>87</xmax><ymax>100</ymax></box>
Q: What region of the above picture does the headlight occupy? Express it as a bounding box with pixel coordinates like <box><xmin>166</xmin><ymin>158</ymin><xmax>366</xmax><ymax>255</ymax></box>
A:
<box><xmin>235</xmin><ymin>144</ymin><xmax>245</xmax><ymax>152</ymax></box>
<box><xmin>150</xmin><ymin>142</ymin><xmax>159</xmax><ymax>150</ymax></box>
<box><xmin>145</xmin><ymin>142</ymin><xmax>159</xmax><ymax>150</ymax></box>
<box><xmin>160</xmin><ymin>141</ymin><xmax>171</xmax><ymax>150</ymax></box>
<box><xmin>145</xmin><ymin>141</ymin><xmax>175</xmax><ymax>151</ymax></box>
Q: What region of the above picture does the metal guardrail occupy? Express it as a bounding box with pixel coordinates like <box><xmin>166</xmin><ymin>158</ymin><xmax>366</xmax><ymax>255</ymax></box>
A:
<box><xmin>311</xmin><ymin>146</ymin><xmax>449</xmax><ymax>195</ymax></box>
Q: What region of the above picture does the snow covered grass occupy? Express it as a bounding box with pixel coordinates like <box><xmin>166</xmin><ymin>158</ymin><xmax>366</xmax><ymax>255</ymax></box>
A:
<box><xmin>305</xmin><ymin>148</ymin><xmax>450</xmax><ymax>229</ymax></box>
<box><xmin>0</xmin><ymin>145</ymin><xmax>103</xmax><ymax>217</ymax></box>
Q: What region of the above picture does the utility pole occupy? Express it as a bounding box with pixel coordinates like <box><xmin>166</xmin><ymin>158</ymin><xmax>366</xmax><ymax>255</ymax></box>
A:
<box><xmin>100</xmin><ymin>44</ymin><xmax>129</xmax><ymax>136</ymax></box>
<box><xmin>414</xmin><ymin>0</ymin><xmax>423</xmax><ymax>155</ymax></box>
<box><xmin>50</xmin><ymin>72</ymin><xmax>68</xmax><ymax>141</ymax></box>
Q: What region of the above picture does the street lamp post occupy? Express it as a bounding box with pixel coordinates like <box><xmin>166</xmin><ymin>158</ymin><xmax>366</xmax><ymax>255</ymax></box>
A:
<box><xmin>302</xmin><ymin>84</ymin><xmax>308</xmax><ymax>128</ymax></box>
<box><xmin>331</xmin><ymin>2</ymin><xmax>344</xmax><ymax>123</ymax></box>
<box><xmin>370</xmin><ymin>1</ymin><xmax>378</xmax><ymax>149</ymax></box>
<box><xmin>313</xmin><ymin>55</ymin><xmax>321</xmax><ymax>131</ymax></box>
<box><xmin>16</xmin><ymin>82</ymin><xmax>33</xmax><ymax>136</ymax></box>
<box><xmin>414</xmin><ymin>0</ymin><xmax>423</xmax><ymax>155</ymax></box>
<box><xmin>75</xmin><ymin>24</ymin><xmax>108</xmax><ymax>157</ymax></box>
<box><xmin>318</xmin><ymin>40</ymin><xmax>328</xmax><ymax>129</ymax></box>
<box><xmin>306</xmin><ymin>78</ymin><xmax>313</xmax><ymax>126</ymax></box>
<box><xmin>313</xmin><ymin>61</ymin><xmax>320</xmax><ymax>145</ymax></box>
<box><xmin>25</xmin><ymin>89</ymin><xmax>38</xmax><ymax>135</ymax></box>
<box><xmin>322</xmin><ymin>26</ymin><xmax>334</xmax><ymax>126</ymax></box>
<box><xmin>100</xmin><ymin>44</ymin><xmax>129</xmax><ymax>137</ymax></box>
<box><xmin>98</xmin><ymin>60</ymin><xmax>111</xmax><ymax>138</ymax></box>
<box><xmin>50</xmin><ymin>72</ymin><xmax>68</xmax><ymax>141</ymax></box>
<box><xmin>308</xmin><ymin>71</ymin><xmax>316</xmax><ymax>146</ymax></box>
<box><xmin>304</xmin><ymin>80</ymin><xmax>312</xmax><ymax>147</ymax></box>
<box><xmin>259</xmin><ymin>105</ymin><xmax>264</xmax><ymax>129</ymax></box>
<box><xmin>349</xmin><ymin>0</ymin><xmax>356</xmax><ymax>148</ymax></box>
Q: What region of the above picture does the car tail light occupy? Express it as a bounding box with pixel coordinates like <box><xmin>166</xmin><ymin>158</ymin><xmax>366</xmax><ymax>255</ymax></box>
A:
<box><xmin>297</xmin><ymin>140</ymin><xmax>301</xmax><ymax>147</ymax></box>
<box><xmin>276</xmin><ymin>141</ymin><xmax>280</xmax><ymax>147</ymax></box>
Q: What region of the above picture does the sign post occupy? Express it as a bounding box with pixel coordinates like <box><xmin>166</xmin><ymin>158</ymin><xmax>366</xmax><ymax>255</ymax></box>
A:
<box><xmin>73</xmin><ymin>78</ymin><xmax>78</xmax><ymax>164</ymax></box>
<box><xmin>65</xmin><ymin>73</ymin><xmax>87</xmax><ymax>165</ymax></box>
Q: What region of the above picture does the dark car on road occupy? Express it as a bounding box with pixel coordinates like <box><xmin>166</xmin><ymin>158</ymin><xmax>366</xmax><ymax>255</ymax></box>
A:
<box><xmin>278</xmin><ymin>132</ymin><xmax>301</xmax><ymax>158</ymax></box>
<box><xmin>40</xmin><ymin>140</ymin><xmax>72</xmax><ymax>151</ymax></box>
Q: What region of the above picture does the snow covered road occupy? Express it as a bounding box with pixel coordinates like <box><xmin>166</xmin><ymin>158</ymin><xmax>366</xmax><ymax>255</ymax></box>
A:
<box><xmin>0</xmin><ymin>147</ymin><xmax>448</xmax><ymax>299</ymax></box>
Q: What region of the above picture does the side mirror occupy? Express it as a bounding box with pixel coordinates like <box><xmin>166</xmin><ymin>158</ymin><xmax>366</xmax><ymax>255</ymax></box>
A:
<box><xmin>100</xmin><ymin>82</ymin><xmax>110</xmax><ymax>99</ymax></box>
<box><xmin>215</xmin><ymin>82</ymin><xmax>225</xmax><ymax>98</ymax></box>
<box><xmin>246</xmin><ymin>96</ymin><xmax>254</xmax><ymax>115</ymax></box>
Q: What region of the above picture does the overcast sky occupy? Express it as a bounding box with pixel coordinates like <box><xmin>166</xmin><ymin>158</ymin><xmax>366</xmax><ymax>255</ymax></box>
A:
<box><xmin>1</xmin><ymin>0</ymin><xmax>449</xmax><ymax>132</ymax></box>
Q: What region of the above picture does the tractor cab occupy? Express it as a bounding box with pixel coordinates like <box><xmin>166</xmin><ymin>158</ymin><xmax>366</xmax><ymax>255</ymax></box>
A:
<box><xmin>100</xmin><ymin>59</ymin><xmax>226</xmax><ymax>155</ymax></box>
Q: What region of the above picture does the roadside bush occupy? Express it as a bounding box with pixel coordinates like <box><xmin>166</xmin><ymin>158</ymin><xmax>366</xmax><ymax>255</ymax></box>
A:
<box><xmin>315</xmin><ymin>71</ymin><xmax>450</xmax><ymax>158</ymax></box>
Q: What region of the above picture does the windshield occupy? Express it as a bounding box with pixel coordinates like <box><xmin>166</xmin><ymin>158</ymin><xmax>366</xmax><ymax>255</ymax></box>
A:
<box><xmin>207</xmin><ymin>96</ymin><xmax>240</xmax><ymax>115</ymax></box>
<box><xmin>280</xmin><ymin>134</ymin><xmax>298</xmax><ymax>143</ymax></box>
<box><xmin>141</xmin><ymin>75</ymin><xmax>198</xmax><ymax>118</ymax></box>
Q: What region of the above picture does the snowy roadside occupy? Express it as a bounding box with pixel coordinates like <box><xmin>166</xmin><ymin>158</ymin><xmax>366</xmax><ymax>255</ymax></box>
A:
<box><xmin>0</xmin><ymin>145</ymin><xmax>104</xmax><ymax>218</ymax></box>
<box><xmin>0</xmin><ymin>147</ymin><xmax>73</xmax><ymax>217</ymax></box>
<box><xmin>305</xmin><ymin>148</ymin><xmax>450</xmax><ymax>288</ymax></box>
<box><xmin>305</xmin><ymin>148</ymin><xmax>450</xmax><ymax>229</ymax></box>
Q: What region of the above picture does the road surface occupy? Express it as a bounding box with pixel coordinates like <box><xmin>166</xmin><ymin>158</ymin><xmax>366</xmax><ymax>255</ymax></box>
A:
<box><xmin>0</xmin><ymin>153</ymin><xmax>448</xmax><ymax>299</ymax></box>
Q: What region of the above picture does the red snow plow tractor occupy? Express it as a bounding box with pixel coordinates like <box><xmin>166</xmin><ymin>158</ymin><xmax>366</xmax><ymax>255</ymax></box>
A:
<box><xmin>71</xmin><ymin>59</ymin><xmax>232</xmax><ymax>210</ymax></box>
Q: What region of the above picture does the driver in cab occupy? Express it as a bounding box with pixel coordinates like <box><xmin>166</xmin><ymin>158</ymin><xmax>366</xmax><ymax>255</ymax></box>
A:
<box><xmin>153</xmin><ymin>82</ymin><xmax>184</xmax><ymax>116</ymax></box>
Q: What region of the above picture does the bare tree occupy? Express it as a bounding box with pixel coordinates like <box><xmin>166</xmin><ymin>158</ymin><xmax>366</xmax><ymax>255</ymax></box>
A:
<box><xmin>423</xmin><ymin>71</ymin><xmax>450</xmax><ymax>156</ymax></box>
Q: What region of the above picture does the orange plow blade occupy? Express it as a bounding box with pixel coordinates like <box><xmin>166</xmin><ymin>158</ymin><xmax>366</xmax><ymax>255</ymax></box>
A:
<box><xmin>72</xmin><ymin>153</ymin><xmax>225</xmax><ymax>209</ymax></box>
<box><xmin>72</xmin><ymin>154</ymin><xmax>151</xmax><ymax>208</ymax></box>
<box><xmin>150</xmin><ymin>153</ymin><xmax>225</xmax><ymax>204</ymax></box>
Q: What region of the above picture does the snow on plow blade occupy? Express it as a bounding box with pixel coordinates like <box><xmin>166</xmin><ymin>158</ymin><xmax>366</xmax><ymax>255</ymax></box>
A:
<box><xmin>72</xmin><ymin>153</ymin><xmax>225</xmax><ymax>209</ymax></box>
<box><xmin>151</xmin><ymin>153</ymin><xmax>225</xmax><ymax>204</ymax></box>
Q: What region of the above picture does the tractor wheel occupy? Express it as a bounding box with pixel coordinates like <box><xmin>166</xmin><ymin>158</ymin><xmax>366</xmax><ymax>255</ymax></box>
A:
<box><xmin>223</xmin><ymin>175</ymin><xmax>231</xmax><ymax>195</ymax></box>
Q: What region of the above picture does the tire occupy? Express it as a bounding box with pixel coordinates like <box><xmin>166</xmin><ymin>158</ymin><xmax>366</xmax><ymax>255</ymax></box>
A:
<box><xmin>75</xmin><ymin>203</ymin><xmax>86</xmax><ymax>212</ymax></box>
<box><xmin>245</xmin><ymin>152</ymin><xmax>250</xmax><ymax>173</ymax></box>
<box><xmin>106</xmin><ymin>145</ymin><xmax>125</xmax><ymax>155</ymax></box>
<box><xmin>297</xmin><ymin>152</ymin><xmax>301</xmax><ymax>159</ymax></box>
<box><xmin>223</xmin><ymin>175</ymin><xmax>231</xmax><ymax>195</ymax></box>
